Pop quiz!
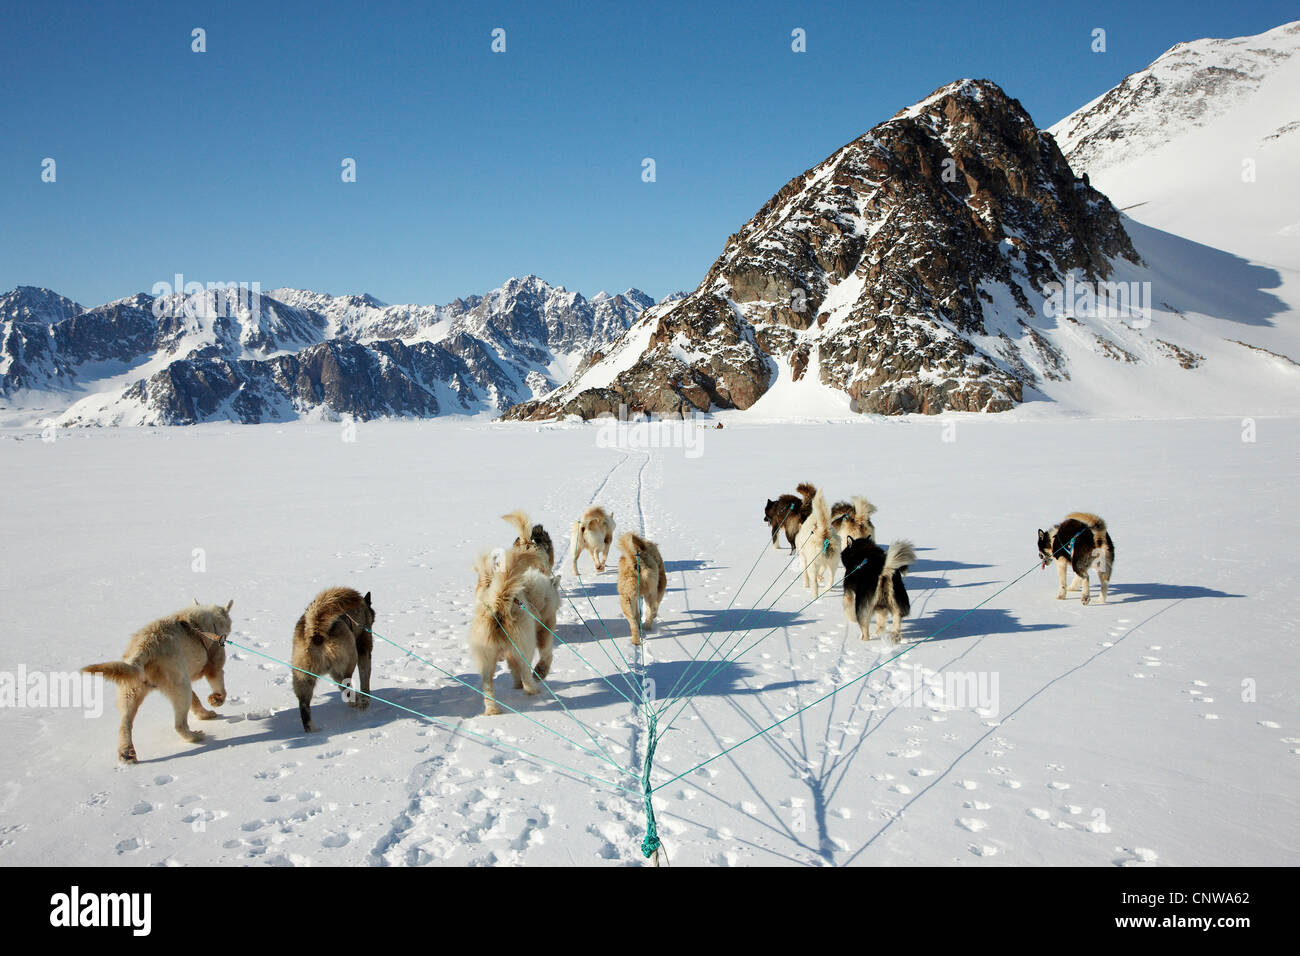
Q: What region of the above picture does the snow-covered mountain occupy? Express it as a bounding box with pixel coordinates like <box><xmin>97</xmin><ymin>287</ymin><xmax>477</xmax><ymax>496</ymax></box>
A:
<box><xmin>1049</xmin><ymin>20</ymin><xmax>1300</xmax><ymax>270</ymax></box>
<box><xmin>0</xmin><ymin>278</ymin><xmax>659</xmax><ymax>425</ymax></box>
<box><xmin>507</xmin><ymin>70</ymin><xmax>1300</xmax><ymax>422</ymax></box>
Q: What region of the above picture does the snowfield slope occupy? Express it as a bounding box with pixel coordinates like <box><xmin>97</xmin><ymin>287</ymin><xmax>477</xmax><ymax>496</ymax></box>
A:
<box><xmin>1049</xmin><ymin>20</ymin><xmax>1300</xmax><ymax>271</ymax></box>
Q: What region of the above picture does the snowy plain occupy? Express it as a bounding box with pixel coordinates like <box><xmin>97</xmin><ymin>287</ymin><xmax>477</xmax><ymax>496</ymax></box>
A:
<box><xmin>1</xmin><ymin>413</ymin><xmax>1296</xmax><ymax>866</ymax></box>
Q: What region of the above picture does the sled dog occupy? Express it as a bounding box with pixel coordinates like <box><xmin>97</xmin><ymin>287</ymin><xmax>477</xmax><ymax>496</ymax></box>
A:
<box><xmin>841</xmin><ymin>537</ymin><xmax>916</xmax><ymax>644</ymax></box>
<box><xmin>570</xmin><ymin>505</ymin><xmax>616</xmax><ymax>574</ymax></box>
<box><xmin>832</xmin><ymin>496</ymin><xmax>877</xmax><ymax>548</ymax></box>
<box><xmin>291</xmin><ymin>588</ymin><xmax>375</xmax><ymax>731</ymax></box>
<box><xmin>795</xmin><ymin>488</ymin><xmax>840</xmax><ymax>598</ymax></box>
<box><xmin>617</xmin><ymin>531</ymin><xmax>667</xmax><ymax>645</ymax></box>
<box><xmin>764</xmin><ymin>481</ymin><xmax>817</xmax><ymax>552</ymax></box>
<box><xmin>471</xmin><ymin>546</ymin><xmax>560</xmax><ymax>715</ymax></box>
<box><xmin>1037</xmin><ymin>512</ymin><xmax>1115</xmax><ymax>605</ymax></box>
<box><xmin>82</xmin><ymin>600</ymin><xmax>234</xmax><ymax>763</ymax></box>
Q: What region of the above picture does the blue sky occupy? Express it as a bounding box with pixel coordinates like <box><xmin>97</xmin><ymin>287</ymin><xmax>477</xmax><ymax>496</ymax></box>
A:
<box><xmin>1</xmin><ymin>0</ymin><xmax>1294</xmax><ymax>307</ymax></box>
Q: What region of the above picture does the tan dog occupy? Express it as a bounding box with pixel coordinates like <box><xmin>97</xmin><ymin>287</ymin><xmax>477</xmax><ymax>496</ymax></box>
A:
<box><xmin>291</xmin><ymin>588</ymin><xmax>375</xmax><ymax>732</ymax></box>
<box><xmin>570</xmin><ymin>505</ymin><xmax>616</xmax><ymax>574</ymax></box>
<box><xmin>831</xmin><ymin>496</ymin><xmax>877</xmax><ymax>549</ymax></box>
<box><xmin>471</xmin><ymin>546</ymin><xmax>560</xmax><ymax>715</ymax></box>
<box><xmin>502</xmin><ymin>509</ymin><xmax>555</xmax><ymax>569</ymax></box>
<box><xmin>796</xmin><ymin>489</ymin><xmax>841</xmax><ymax>598</ymax></box>
<box><xmin>617</xmin><ymin>531</ymin><xmax>666</xmax><ymax>645</ymax></box>
<box><xmin>82</xmin><ymin>600</ymin><xmax>233</xmax><ymax>763</ymax></box>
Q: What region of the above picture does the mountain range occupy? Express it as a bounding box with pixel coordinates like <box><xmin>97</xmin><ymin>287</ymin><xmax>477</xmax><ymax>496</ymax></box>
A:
<box><xmin>0</xmin><ymin>278</ymin><xmax>658</xmax><ymax>425</ymax></box>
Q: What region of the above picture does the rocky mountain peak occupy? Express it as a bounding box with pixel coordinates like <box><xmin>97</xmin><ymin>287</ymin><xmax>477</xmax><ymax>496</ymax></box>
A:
<box><xmin>506</xmin><ymin>77</ymin><xmax>1139</xmax><ymax>420</ymax></box>
<box><xmin>1</xmin><ymin>286</ymin><xmax>84</xmax><ymax>325</ymax></box>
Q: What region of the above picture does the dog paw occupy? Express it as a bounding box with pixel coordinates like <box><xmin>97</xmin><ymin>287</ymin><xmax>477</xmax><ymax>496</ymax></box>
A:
<box><xmin>522</xmin><ymin>684</ymin><xmax>540</xmax><ymax>696</ymax></box>
<box><xmin>207</xmin><ymin>692</ymin><xmax>225</xmax><ymax>707</ymax></box>
<box><xmin>355</xmin><ymin>696</ymin><xmax>370</xmax><ymax>711</ymax></box>
<box><xmin>1081</xmin><ymin>595</ymin><xmax>1091</xmax><ymax>606</ymax></box>
<box><xmin>1055</xmin><ymin>591</ymin><xmax>1067</xmax><ymax>600</ymax></box>
<box><xmin>482</xmin><ymin>704</ymin><xmax>503</xmax><ymax>717</ymax></box>
<box><xmin>119</xmin><ymin>747</ymin><xmax>138</xmax><ymax>764</ymax></box>
<box><xmin>198</xmin><ymin>709</ymin><xmax>218</xmax><ymax>720</ymax></box>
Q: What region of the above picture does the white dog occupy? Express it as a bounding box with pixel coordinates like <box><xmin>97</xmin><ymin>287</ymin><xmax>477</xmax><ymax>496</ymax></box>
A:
<box><xmin>796</xmin><ymin>489</ymin><xmax>840</xmax><ymax>599</ymax></box>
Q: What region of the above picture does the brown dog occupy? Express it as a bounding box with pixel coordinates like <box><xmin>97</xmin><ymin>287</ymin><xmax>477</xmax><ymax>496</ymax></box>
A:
<box><xmin>291</xmin><ymin>588</ymin><xmax>375</xmax><ymax>731</ymax></box>
<box><xmin>764</xmin><ymin>482</ymin><xmax>816</xmax><ymax>552</ymax></box>
<box><xmin>617</xmin><ymin>531</ymin><xmax>666</xmax><ymax>645</ymax></box>
<box><xmin>82</xmin><ymin>600</ymin><xmax>233</xmax><ymax>763</ymax></box>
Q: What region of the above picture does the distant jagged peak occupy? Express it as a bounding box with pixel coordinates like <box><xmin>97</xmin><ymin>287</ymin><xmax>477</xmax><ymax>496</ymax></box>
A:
<box><xmin>1</xmin><ymin>286</ymin><xmax>85</xmax><ymax>324</ymax></box>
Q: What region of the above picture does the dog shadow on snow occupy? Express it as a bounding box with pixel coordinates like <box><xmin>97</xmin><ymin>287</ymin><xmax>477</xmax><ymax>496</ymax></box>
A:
<box><xmin>906</xmin><ymin>555</ymin><xmax>996</xmax><ymax>594</ymax></box>
<box><xmin>132</xmin><ymin>689</ymin><xmax>467</xmax><ymax>762</ymax></box>
<box><xmin>644</xmin><ymin>601</ymin><xmax>1072</xmax><ymax>866</ymax></box>
<box><xmin>657</xmin><ymin>605</ymin><xmax>814</xmax><ymax>640</ymax></box>
<box><xmin>909</xmin><ymin>607</ymin><xmax>1068</xmax><ymax>642</ymax></box>
<box><xmin>1105</xmin><ymin>582</ymin><xmax>1245</xmax><ymax>604</ymax></box>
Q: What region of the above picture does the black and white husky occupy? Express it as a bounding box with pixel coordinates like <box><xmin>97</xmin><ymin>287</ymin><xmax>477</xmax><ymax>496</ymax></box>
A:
<box><xmin>1037</xmin><ymin>512</ymin><xmax>1115</xmax><ymax>605</ymax></box>
<box><xmin>841</xmin><ymin>536</ymin><xmax>916</xmax><ymax>644</ymax></box>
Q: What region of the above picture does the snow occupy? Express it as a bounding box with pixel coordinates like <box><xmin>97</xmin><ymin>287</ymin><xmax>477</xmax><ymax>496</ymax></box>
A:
<box><xmin>1049</xmin><ymin>20</ymin><xmax>1300</xmax><ymax>270</ymax></box>
<box><xmin>1</xmin><ymin>416</ymin><xmax>1296</xmax><ymax>866</ymax></box>
<box><xmin>561</xmin><ymin>306</ymin><xmax>662</xmax><ymax>393</ymax></box>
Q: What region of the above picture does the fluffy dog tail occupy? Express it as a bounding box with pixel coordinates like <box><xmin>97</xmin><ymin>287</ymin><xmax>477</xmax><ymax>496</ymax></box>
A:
<box><xmin>82</xmin><ymin>660</ymin><xmax>145</xmax><ymax>684</ymax></box>
<box><xmin>883</xmin><ymin>539</ymin><xmax>916</xmax><ymax>575</ymax></box>
<box><xmin>796</xmin><ymin>482</ymin><xmax>817</xmax><ymax>509</ymax></box>
<box><xmin>809</xmin><ymin>489</ymin><xmax>831</xmax><ymax>537</ymax></box>
<box><xmin>479</xmin><ymin>548</ymin><xmax>534</xmax><ymax>627</ymax></box>
<box><xmin>618</xmin><ymin>530</ymin><xmax>651</xmax><ymax>561</ymax></box>
<box><xmin>303</xmin><ymin>607</ymin><xmax>336</xmax><ymax>647</ymax></box>
<box><xmin>1067</xmin><ymin>512</ymin><xmax>1113</xmax><ymax>573</ymax></box>
<box><xmin>587</xmin><ymin>508</ymin><xmax>613</xmax><ymax>535</ymax></box>
<box><xmin>851</xmin><ymin>496</ymin><xmax>877</xmax><ymax>521</ymax></box>
<box><xmin>303</xmin><ymin>592</ymin><xmax>360</xmax><ymax>647</ymax></box>
<box><xmin>501</xmin><ymin>509</ymin><xmax>531</xmax><ymax>543</ymax></box>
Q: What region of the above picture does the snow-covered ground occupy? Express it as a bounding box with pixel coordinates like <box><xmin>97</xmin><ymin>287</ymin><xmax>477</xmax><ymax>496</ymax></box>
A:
<box><xmin>1</xmin><ymin>416</ymin><xmax>1296</xmax><ymax>866</ymax></box>
<box><xmin>1049</xmin><ymin>20</ymin><xmax>1300</xmax><ymax>272</ymax></box>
